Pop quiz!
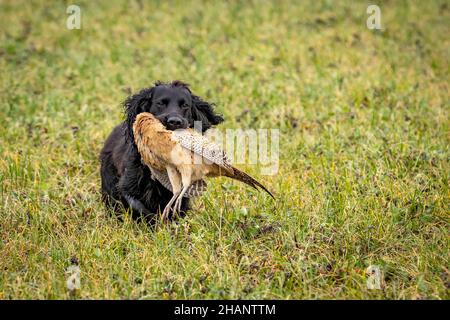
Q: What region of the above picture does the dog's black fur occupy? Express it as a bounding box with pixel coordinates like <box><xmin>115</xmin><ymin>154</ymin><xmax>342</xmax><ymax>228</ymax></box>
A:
<box><xmin>99</xmin><ymin>80</ymin><xmax>224</xmax><ymax>223</ymax></box>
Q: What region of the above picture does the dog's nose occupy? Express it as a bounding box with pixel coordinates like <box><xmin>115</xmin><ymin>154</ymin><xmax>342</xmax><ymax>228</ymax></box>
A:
<box><xmin>167</xmin><ymin>116</ymin><xmax>183</xmax><ymax>128</ymax></box>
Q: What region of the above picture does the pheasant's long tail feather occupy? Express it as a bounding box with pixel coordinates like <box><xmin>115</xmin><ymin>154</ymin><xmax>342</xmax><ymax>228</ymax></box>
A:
<box><xmin>225</xmin><ymin>167</ymin><xmax>275</xmax><ymax>200</ymax></box>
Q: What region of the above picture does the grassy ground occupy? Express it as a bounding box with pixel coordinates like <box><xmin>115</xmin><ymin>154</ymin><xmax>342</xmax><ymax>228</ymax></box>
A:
<box><xmin>0</xmin><ymin>0</ymin><xmax>448</xmax><ymax>299</ymax></box>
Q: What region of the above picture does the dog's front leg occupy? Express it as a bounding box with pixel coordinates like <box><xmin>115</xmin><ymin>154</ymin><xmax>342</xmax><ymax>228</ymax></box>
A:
<box><xmin>123</xmin><ymin>194</ymin><xmax>152</xmax><ymax>217</ymax></box>
<box><xmin>118</xmin><ymin>158</ymin><xmax>153</xmax><ymax>218</ymax></box>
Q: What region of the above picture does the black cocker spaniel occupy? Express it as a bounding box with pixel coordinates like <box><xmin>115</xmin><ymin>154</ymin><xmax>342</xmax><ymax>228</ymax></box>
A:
<box><xmin>99</xmin><ymin>80</ymin><xmax>224</xmax><ymax>223</ymax></box>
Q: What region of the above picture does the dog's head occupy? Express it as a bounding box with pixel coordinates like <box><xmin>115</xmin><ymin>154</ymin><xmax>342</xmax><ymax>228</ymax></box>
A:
<box><xmin>123</xmin><ymin>80</ymin><xmax>224</xmax><ymax>142</ymax></box>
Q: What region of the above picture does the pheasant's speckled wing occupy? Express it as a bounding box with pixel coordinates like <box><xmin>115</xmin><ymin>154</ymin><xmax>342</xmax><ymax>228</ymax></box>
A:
<box><xmin>149</xmin><ymin>166</ymin><xmax>207</xmax><ymax>198</ymax></box>
<box><xmin>173</xmin><ymin>129</ymin><xmax>275</xmax><ymax>200</ymax></box>
<box><xmin>173</xmin><ymin>129</ymin><xmax>232</xmax><ymax>172</ymax></box>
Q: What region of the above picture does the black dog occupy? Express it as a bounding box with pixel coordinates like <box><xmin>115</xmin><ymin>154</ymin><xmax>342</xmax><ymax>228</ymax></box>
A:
<box><xmin>99</xmin><ymin>80</ymin><xmax>224</xmax><ymax>222</ymax></box>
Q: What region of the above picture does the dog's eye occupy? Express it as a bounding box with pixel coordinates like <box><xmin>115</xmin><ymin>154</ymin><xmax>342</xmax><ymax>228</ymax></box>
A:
<box><xmin>181</xmin><ymin>103</ymin><xmax>190</xmax><ymax>109</ymax></box>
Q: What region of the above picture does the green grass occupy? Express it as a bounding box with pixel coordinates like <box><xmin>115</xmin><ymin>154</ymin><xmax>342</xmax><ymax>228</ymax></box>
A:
<box><xmin>0</xmin><ymin>0</ymin><xmax>448</xmax><ymax>299</ymax></box>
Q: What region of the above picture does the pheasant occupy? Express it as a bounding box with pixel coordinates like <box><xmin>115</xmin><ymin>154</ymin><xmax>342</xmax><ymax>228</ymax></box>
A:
<box><xmin>133</xmin><ymin>112</ymin><xmax>274</xmax><ymax>220</ymax></box>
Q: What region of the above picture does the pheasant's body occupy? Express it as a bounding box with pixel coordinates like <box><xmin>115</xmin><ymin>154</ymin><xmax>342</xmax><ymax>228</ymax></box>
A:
<box><xmin>133</xmin><ymin>112</ymin><xmax>274</xmax><ymax>219</ymax></box>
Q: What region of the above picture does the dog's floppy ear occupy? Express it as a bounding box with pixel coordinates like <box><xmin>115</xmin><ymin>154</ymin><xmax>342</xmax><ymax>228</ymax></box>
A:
<box><xmin>191</xmin><ymin>94</ymin><xmax>224</xmax><ymax>132</ymax></box>
<box><xmin>123</xmin><ymin>86</ymin><xmax>155</xmax><ymax>143</ymax></box>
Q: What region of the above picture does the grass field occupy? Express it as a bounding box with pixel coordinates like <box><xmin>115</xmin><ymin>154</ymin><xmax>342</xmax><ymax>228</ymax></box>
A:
<box><xmin>0</xmin><ymin>0</ymin><xmax>448</xmax><ymax>299</ymax></box>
